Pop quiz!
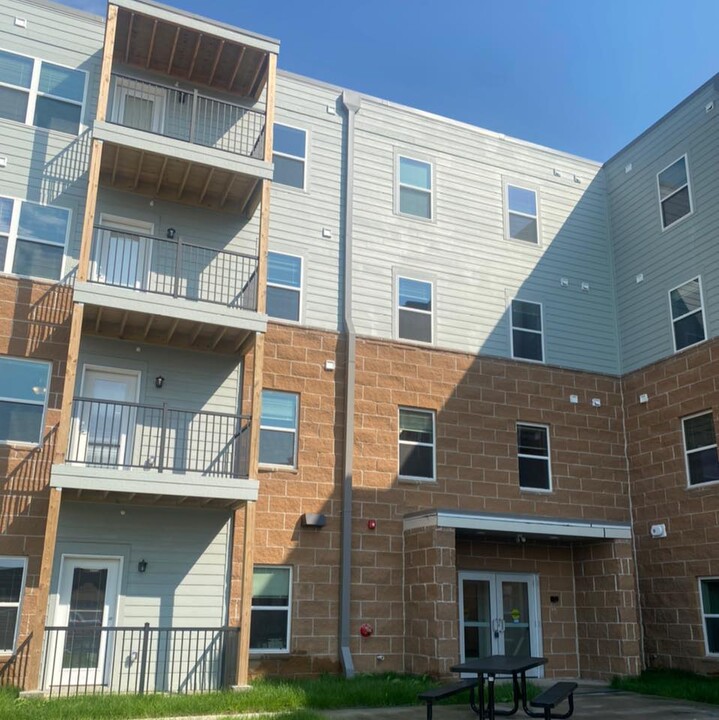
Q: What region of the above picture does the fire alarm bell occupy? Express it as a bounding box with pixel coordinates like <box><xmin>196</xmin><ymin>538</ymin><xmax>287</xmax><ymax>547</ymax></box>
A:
<box><xmin>367</xmin><ymin>519</ymin><xmax>377</xmax><ymax>530</ymax></box>
<box><xmin>360</xmin><ymin>623</ymin><xmax>373</xmax><ymax>637</ymax></box>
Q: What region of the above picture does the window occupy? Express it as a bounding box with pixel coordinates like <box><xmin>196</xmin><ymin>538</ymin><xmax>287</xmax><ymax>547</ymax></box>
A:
<box><xmin>267</xmin><ymin>252</ymin><xmax>302</xmax><ymax>322</ymax></box>
<box><xmin>250</xmin><ymin>566</ymin><xmax>291</xmax><ymax>653</ymax></box>
<box><xmin>0</xmin><ymin>49</ymin><xmax>85</xmax><ymax>134</ymax></box>
<box><xmin>0</xmin><ymin>196</ymin><xmax>69</xmax><ymax>280</ymax></box>
<box><xmin>511</xmin><ymin>299</ymin><xmax>543</xmax><ymax>362</ymax></box>
<box><xmin>259</xmin><ymin>390</ymin><xmax>299</xmax><ymax>467</ymax></box>
<box><xmin>0</xmin><ymin>357</ymin><xmax>51</xmax><ymax>444</ymax></box>
<box><xmin>273</xmin><ymin>124</ymin><xmax>306</xmax><ymax>189</ymax></box>
<box><xmin>506</xmin><ymin>184</ymin><xmax>539</xmax><ymax>244</ymax></box>
<box><xmin>700</xmin><ymin>579</ymin><xmax>719</xmax><ymax>655</ymax></box>
<box><xmin>397</xmin><ymin>276</ymin><xmax>432</xmax><ymax>343</ymax></box>
<box><xmin>0</xmin><ymin>557</ymin><xmax>27</xmax><ymax>653</ymax></box>
<box><xmin>658</xmin><ymin>155</ymin><xmax>692</xmax><ymax>229</ymax></box>
<box><xmin>683</xmin><ymin>412</ymin><xmax>719</xmax><ymax>487</ymax></box>
<box><xmin>670</xmin><ymin>277</ymin><xmax>705</xmax><ymax>351</ymax></box>
<box><xmin>398</xmin><ymin>408</ymin><xmax>435</xmax><ymax>480</ymax></box>
<box><xmin>397</xmin><ymin>156</ymin><xmax>432</xmax><ymax>219</ymax></box>
<box><xmin>517</xmin><ymin>424</ymin><xmax>551</xmax><ymax>491</ymax></box>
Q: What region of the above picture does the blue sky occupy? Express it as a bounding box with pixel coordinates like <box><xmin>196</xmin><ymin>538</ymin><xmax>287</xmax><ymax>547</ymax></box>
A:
<box><xmin>60</xmin><ymin>0</ymin><xmax>719</xmax><ymax>160</ymax></box>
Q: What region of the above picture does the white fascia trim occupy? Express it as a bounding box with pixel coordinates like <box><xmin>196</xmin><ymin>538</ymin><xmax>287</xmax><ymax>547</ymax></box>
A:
<box><xmin>403</xmin><ymin>510</ymin><xmax>632</xmax><ymax>540</ymax></box>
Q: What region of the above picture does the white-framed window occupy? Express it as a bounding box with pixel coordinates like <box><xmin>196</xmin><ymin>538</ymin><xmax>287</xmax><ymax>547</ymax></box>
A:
<box><xmin>0</xmin><ymin>195</ymin><xmax>70</xmax><ymax>281</ymax></box>
<box><xmin>517</xmin><ymin>423</ymin><xmax>551</xmax><ymax>491</ymax></box>
<box><xmin>267</xmin><ymin>252</ymin><xmax>302</xmax><ymax>322</ymax></box>
<box><xmin>510</xmin><ymin>299</ymin><xmax>544</xmax><ymax>362</ymax></box>
<box><xmin>397</xmin><ymin>275</ymin><xmax>433</xmax><ymax>343</ymax></box>
<box><xmin>249</xmin><ymin>565</ymin><xmax>292</xmax><ymax>654</ymax></box>
<box><xmin>683</xmin><ymin>411</ymin><xmax>719</xmax><ymax>487</ymax></box>
<box><xmin>505</xmin><ymin>183</ymin><xmax>540</xmax><ymax>244</ymax></box>
<box><xmin>398</xmin><ymin>407</ymin><xmax>435</xmax><ymax>481</ymax></box>
<box><xmin>397</xmin><ymin>155</ymin><xmax>432</xmax><ymax>219</ymax></box>
<box><xmin>259</xmin><ymin>390</ymin><xmax>299</xmax><ymax>467</ymax></box>
<box><xmin>670</xmin><ymin>277</ymin><xmax>705</xmax><ymax>352</ymax></box>
<box><xmin>0</xmin><ymin>357</ymin><xmax>51</xmax><ymax>445</ymax></box>
<box><xmin>657</xmin><ymin>155</ymin><xmax>692</xmax><ymax>230</ymax></box>
<box><xmin>273</xmin><ymin>123</ymin><xmax>306</xmax><ymax>189</ymax></box>
<box><xmin>0</xmin><ymin>48</ymin><xmax>86</xmax><ymax>135</ymax></box>
<box><xmin>700</xmin><ymin>578</ymin><xmax>719</xmax><ymax>655</ymax></box>
<box><xmin>0</xmin><ymin>557</ymin><xmax>27</xmax><ymax>654</ymax></box>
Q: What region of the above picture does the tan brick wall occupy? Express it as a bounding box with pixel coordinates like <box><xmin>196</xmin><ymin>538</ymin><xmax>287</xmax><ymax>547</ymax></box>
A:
<box><xmin>0</xmin><ymin>277</ymin><xmax>72</xmax><ymax>686</ymax></box>
<box><xmin>254</xmin><ymin>326</ymin><xmax>636</xmax><ymax>677</ymax></box>
<box><xmin>623</xmin><ymin>338</ymin><xmax>719</xmax><ymax>673</ymax></box>
<box><xmin>573</xmin><ymin>539</ymin><xmax>641</xmax><ymax>680</ymax></box>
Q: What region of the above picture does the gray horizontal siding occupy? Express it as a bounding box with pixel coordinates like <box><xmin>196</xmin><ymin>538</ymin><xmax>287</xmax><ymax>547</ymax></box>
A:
<box><xmin>76</xmin><ymin>336</ymin><xmax>241</xmax><ymax>414</ymax></box>
<box><xmin>349</xmin><ymin>97</ymin><xmax>618</xmax><ymax>374</ymax></box>
<box><xmin>271</xmin><ymin>74</ymin><xmax>344</xmax><ymax>331</ymax></box>
<box><xmin>50</xmin><ymin>501</ymin><xmax>230</xmax><ymax>628</ymax></box>
<box><xmin>606</xmin><ymin>82</ymin><xmax>719</xmax><ymax>372</ymax></box>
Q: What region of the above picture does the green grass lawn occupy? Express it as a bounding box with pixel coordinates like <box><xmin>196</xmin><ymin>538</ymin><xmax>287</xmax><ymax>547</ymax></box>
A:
<box><xmin>0</xmin><ymin>672</ymin><xmax>525</xmax><ymax>720</ymax></box>
<box><xmin>611</xmin><ymin>668</ymin><xmax>719</xmax><ymax>705</ymax></box>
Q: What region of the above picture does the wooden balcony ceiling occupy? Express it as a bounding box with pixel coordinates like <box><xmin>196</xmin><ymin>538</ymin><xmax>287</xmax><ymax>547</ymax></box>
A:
<box><xmin>82</xmin><ymin>304</ymin><xmax>252</xmax><ymax>355</ymax></box>
<box><xmin>115</xmin><ymin>7</ymin><xmax>270</xmax><ymax>100</ymax></box>
<box><xmin>61</xmin><ymin>487</ymin><xmax>243</xmax><ymax>510</ymax></box>
<box><xmin>100</xmin><ymin>141</ymin><xmax>260</xmax><ymax>216</ymax></box>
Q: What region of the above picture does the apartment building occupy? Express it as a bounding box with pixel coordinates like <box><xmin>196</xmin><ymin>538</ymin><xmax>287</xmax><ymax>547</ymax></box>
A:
<box><xmin>0</xmin><ymin>0</ymin><xmax>717</xmax><ymax>695</ymax></box>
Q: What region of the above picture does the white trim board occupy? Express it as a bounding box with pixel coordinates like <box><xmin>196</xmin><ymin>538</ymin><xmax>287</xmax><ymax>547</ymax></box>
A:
<box><xmin>403</xmin><ymin>509</ymin><xmax>632</xmax><ymax>540</ymax></box>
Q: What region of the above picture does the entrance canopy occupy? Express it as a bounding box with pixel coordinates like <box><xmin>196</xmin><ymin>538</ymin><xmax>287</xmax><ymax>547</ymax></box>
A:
<box><xmin>404</xmin><ymin>509</ymin><xmax>631</xmax><ymax>540</ymax></box>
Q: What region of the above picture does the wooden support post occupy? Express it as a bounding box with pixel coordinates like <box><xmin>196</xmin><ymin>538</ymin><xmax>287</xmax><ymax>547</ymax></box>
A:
<box><xmin>77</xmin><ymin>139</ymin><xmax>104</xmax><ymax>283</ymax></box>
<box><xmin>24</xmin><ymin>487</ymin><xmax>63</xmax><ymax>690</ymax></box>
<box><xmin>54</xmin><ymin>304</ymin><xmax>84</xmax><ymax>464</ymax></box>
<box><xmin>247</xmin><ymin>332</ymin><xmax>265</xmax><ymax>474</ymax></box>
<box><xmin>96</xmin><ymin>5</ymin><xmax>118</xmax><ymax>123</ymax></box>
<box><xmin>235</xmin><ymin>499</ymin><xmax>256</xmax><ymax>687</ymax></box>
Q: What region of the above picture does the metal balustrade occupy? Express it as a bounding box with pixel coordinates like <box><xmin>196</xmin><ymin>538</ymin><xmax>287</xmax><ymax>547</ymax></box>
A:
<box><xmin>89</xmin><ymin>225</ymin><xmax>259</xmax><ymax>311</ymax></box>
<box><xmin>42</xmin><ymin>624</ymin><xmax>239</xmax><ymax>696</ymax></box>
<box><xmin>109</xmin><ymin>74</ymin><xmax>266</xmax><ymax>158</ymax></box>
<box><xmin>66</xmin><ymin>397</ymin><xmax>251</xmax><ymax>478</ymax></box>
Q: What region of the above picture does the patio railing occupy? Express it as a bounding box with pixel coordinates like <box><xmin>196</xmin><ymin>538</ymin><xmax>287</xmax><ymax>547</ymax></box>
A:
<box><xmin>89</xmin><ymin>225</ymin><xmax>259</xmax><ymax>311</ymax></box>
<box><xmin>109</xmin><ymin>74</ymin><xmax>265</xmax><ymax>158</ymax></box>
<box><xmin>42</xmin><ymin>624</ymin><xmax>239</xmax><ymax>697</ymax></box>
<box><xmin>66</xmin><ymin>397</ymin><xmax>251</xmax><ymax>478</ymax></box>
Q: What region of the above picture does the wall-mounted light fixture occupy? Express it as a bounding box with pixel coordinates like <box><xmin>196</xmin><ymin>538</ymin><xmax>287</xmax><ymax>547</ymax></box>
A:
<box><xmin>155</xmin><ymin>376</ymin><xmax>165</xmax><ymax>389</ymax></box>
<box><xmin>138</xmin><ymin>559</ymin><xmax>148</xmax><ymax>573</ymax></box>
<box><xmin>166</xmin><ymin>227</ymin><xmax>177</xmax><ymax>240</ymax></box>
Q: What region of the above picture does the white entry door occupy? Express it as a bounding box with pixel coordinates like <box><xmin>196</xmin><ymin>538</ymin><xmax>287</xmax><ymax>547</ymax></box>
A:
<box><xmin>459</xmin><ymin>571</ymin><xmax>543</xmax><ymax>677</ymax></box>
<box><xmin>73</xmin><ymin>367</ymin><xmax>140</xmax><ymax>468</ymax></box>
<box><xmin>92</xmin><ymin>216</ymin><xmax>154</xmax><ymax>290</ymax></box>
<box><xmin>113</xmin><ymin>78</ymin><xmax>166</xmax><ymax>133</ymax></box>
<box><xmin>53</xmin><ymin>556</ymin><xmax>122</xmax><ymax>688</ymax></box>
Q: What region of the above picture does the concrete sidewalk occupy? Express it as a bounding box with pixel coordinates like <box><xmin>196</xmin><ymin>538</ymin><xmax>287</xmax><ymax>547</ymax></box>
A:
<box><xmin>320</xmin><ymin>686</ymin><xmax>719</xmax><ymax>719</ymax></box>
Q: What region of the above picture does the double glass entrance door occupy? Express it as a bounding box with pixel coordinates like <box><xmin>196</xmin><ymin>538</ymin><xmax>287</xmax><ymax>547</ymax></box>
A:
<box><xmin>459</xmin><ymin>572</ymin><xmax>542</xmax><ymax>677</ymax></box>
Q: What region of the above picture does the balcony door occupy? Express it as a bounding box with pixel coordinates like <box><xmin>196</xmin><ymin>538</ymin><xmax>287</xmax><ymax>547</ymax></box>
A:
<box><xmin>458</xmin><ymin>571</ymin><xmax>543</xmax><ymax>678</ymax></box>
<box><xmin>113</xmin><ymin>77</ymin><xmax>166</xmax><ymax>133</ymax></box>
<box><xmin>72</xmin><ymin>366</ymin><xmax>141</xmax><ymax>469</ymax></box>
<box><xmin>51</xmin><ymin>555</ymin><xmax>122</xmax><ymax>689</ymax></box>
<box><xmin>92</xmin><ymin>215</ymin><xmax>154</xmax><ymax>291</ymax></box>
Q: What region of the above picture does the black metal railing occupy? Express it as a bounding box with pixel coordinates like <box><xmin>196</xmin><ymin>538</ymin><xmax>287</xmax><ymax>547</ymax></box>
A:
<box><xmin>89</xmin><ymin>225</ymin><xmax>259</xmax><ymax>311</ymax></box>
<box><xmin>108</xmin><ymin>74</ymin><xmax>266</xmax><ymax>158</ymax></box>
<box><xmin>42</xmin><ymin>624</ymin><xmax>239</xmax><ymax>697</ymax></box>
<box><xmin>66</xmin><ymin>398</ymin><xmax>251</xmax><ymax>478</ymax></box>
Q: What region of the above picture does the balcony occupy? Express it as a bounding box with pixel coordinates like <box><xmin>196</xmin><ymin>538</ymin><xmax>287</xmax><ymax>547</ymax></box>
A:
<box><xmin>73</xmin><ymin>225</ymin><xmax>265</xmax><ymax>351</ymax></box>
<box><xmin>94</xmin><ymin>74</ymin><xmax>273</xmax><ymax>215</ymax></box>
<box><xmin>50</xmin><ymin>398</ymin><xmax>258</xmax><ymax>506</ymax></box>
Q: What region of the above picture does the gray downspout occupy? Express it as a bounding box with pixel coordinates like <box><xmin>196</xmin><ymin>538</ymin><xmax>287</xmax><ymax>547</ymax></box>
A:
<box><xmin>339</xmin><ymin>90</ymin><xmax>361</xmax><ymax>678</ymax></box>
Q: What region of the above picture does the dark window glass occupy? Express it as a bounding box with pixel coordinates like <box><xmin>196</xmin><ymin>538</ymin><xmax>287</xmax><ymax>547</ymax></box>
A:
<box><xmin>259</xmin><ymin>429</ymin><xmax>295</xmax><ymax>466</ymax></box>
<box><xmin>512</xmin><ymin>300</ymin><xmax>541</xmax><ymax>331</ymax></box>
<box><xmin>0</xmin><ymin>608</ymin><xmax>18</xmax><ymax>652</ymax></box>
<box><xmin>0</xmin><ymin>402</ymin><xmax>44</xmax><ymax>443</ymax></box>
<box><xmin>267</xmin><ymin>286</ymin><xmax>300</xmax><ymax>321</ymax></box>
<box><xmin>259</xmin><ymin>391</ymin><xmax>298</xmax><ymax>466</ymax></box>
<box><xmin>38</xmin><ymin>62</ymin><xmax>85</xmax><ymax>103</ymax></box>
<box><xmin>250</xmin><ymin>610</ymin><xmax>288</xmax><ymax>650</ymax></box>
<box><xmin>34</xmin><ymin>96</ymin><xmax>81</xmax><ymax>134</ymax></box>
<box><xmin>508</xmin><ymin>214</ymin><xmax>537</xmax><ymax>243</ymax></box>
<box><xmin>399</xmin><ymin>311</ymin><xmax>431</xmax><ymax>343</ymax></box>
<box><xmin>274</xmin><ymin>124</ymin><xmax>305</xmax><ymax>157</ymax></box>
<box><xmin>685</xmin><ymin>414</ymin><xmax>716</xmax><ymax>451</ymax></box>
<box><xmin>518</xmin><ymin>457</ymin><xmax>550</xmax><ymax>490</ymax></box>
<box><xmin>12</xmin><ymin>240</ymin><xmax>63</xmax><ymax>280</ymax></box>
<box><xmin>517</xmin><ymin>425</ymin><xmax>550</xmax><ymax>490</ymax></box>
<box><xmin>399</xmin><ymin>187</ymin><xmax>431</xmax><ymax>218</ymax></box>
<box><xmin>399</xmin><ymin>443</ymin><xmax>434</xmax><ymax>479</ymax></box>
<box><xmin>399</xmin><ymin>409</ymin><xmax>434</xmax><ymax>479</ymax></box>
<box><xmin>702</xmin><ymin>579</ymin><xmax>719</xmax><ymax>615</ymax></box>
<box><xmin>687</xmin><ymin>448</ymin><xmax>719</xmax><ymax>486</ymax></box>
<box><xmin>273</xmin><ymin>155</ymin><xmax>304</xmax><ymax>189</ymax></box>
<box><xmin>658</xmin><ymin>157</ymin><xmax>688</xmax><ymax>199</ymax></box>
<box><xmin>674</xmin><ymin>312</ymin><xmax>705</xmax><ymax>350</ymax></box>
<box><xmin>512</xmin><ymin>329</ymin><xmax>543</xmax><ymax>362</ymax></box>
<box><xmin>0</xmin><ymin>565</ymin><xmax>23</xmax><ymax>603</ymax></box>
<box><xmin>0</xmin><ymin>86</ymin><xmax>28</xmax><ymax>123</ymax></box>
<box><xmin>685</xmin><ymin>414</ymin><xmax>719</xmax><ymax>486</ymax></box>
<box><xmin>661</xmin><ymin>186</ymin><xmax>691</xmax><ymax>228</ymax></box>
